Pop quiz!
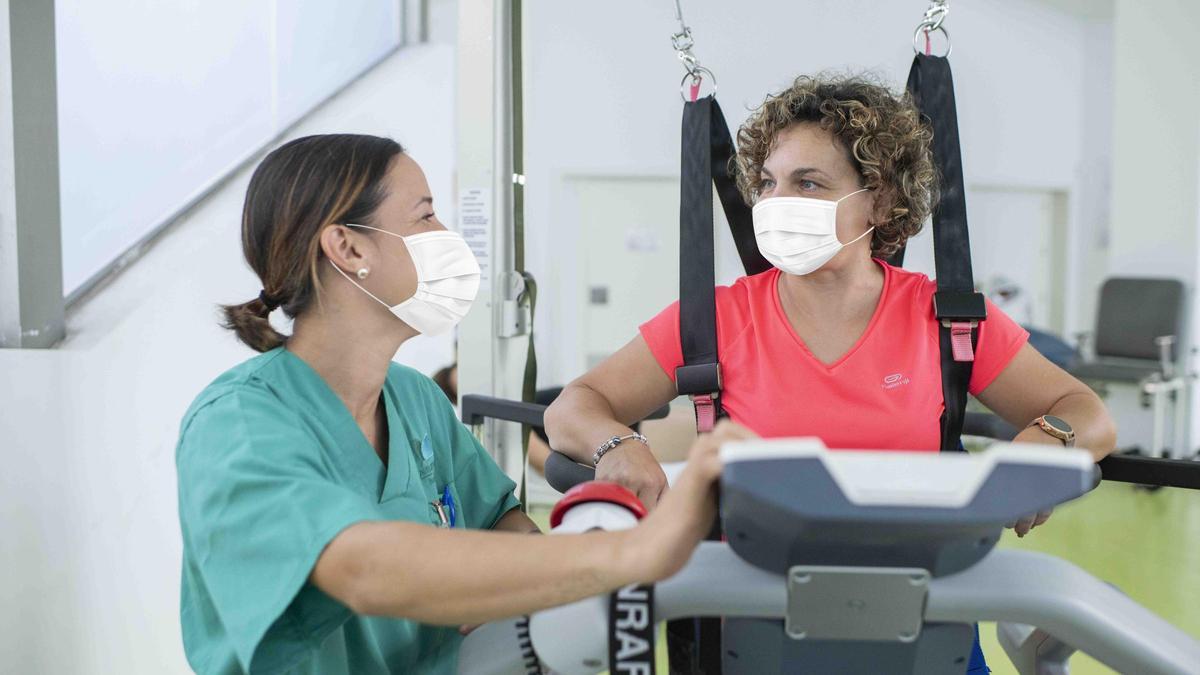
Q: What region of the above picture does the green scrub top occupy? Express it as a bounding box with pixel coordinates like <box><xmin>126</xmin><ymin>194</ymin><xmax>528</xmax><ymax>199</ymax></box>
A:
<box><xmin>176</xmin><ymin>348</ymin><xmax>520</xmax><ymax>674</ymax></box>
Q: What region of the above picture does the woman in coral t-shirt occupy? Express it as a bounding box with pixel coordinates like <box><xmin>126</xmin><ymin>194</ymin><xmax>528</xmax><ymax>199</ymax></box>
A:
<box><xmin>545</xmin><ymin>75</ymin><xmax>1117</xmax><ymax>673</ymax></box>
<box><xmin>545</xmin><ymin>75</ymin><xmax>1116</xmax><ymax>527</ymax></box>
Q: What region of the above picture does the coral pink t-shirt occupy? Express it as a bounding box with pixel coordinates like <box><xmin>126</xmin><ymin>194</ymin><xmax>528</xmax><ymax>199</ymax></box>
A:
<box><xmin>639</xmin><ymin>261</ymin><xmax>1029</xmax><ymax>451</ymax></box>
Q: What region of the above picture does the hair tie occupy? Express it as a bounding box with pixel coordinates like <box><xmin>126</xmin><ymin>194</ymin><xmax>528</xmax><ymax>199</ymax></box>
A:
<box><xmin>258</xmin><ymin>289</ymin><xmax>282</xmax><ymax>312</ymax></box>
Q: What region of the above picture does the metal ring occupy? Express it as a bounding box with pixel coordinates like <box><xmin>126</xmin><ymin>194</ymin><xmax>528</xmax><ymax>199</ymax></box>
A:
<box><xmin>679</xmin><ymin>66</ymin><xmax>717</xmax><ymax>102</ymax></box>
<box><xmin>912</xmin><ymin>25</ymin><xmax>952</xmax><ymax>57</ymax></box>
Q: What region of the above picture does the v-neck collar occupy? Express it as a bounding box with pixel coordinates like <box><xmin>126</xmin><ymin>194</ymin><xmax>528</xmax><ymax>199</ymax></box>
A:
<box><xmin>770</xmin><ymin>259</ymin><xmax>890</xmax><ymax>372</ymax></box>
<box><xmin>276</xmin><ymin>348</ymin><xmax>414</xmax><ymax>502</ymax></box>
<box><xmin>378</xmin><ymin>384</ymin><xmax>418</xmax><ymax>502</ymax></box>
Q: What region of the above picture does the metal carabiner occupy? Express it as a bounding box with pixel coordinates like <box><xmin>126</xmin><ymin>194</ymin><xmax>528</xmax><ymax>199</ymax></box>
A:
<box><xmin>913</xmin><ymin>0</ymin><xmax>952</xmax><ymax>57</ymax></box>
<box><xmin>669</xmin><ymin>0</ymin><xmax>718</xmax><ymax>98</ymax></box>
<box><xmin>674</xmin><ymin>40</ymin><xmax>698</xmax><ymax>69</ymax></box>
<box><xmin>922</xmin><ymin>1</ymin><xmax>950</xmax><ymax>32</ymax></box>
<box><xmin>670</xmin><ymin>0</ymin><xmax>703</xmax><ymax>77</ymax></box>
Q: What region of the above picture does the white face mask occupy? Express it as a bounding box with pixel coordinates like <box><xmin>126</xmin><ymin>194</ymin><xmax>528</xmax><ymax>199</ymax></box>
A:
<box><xmin>330</xmin><ymin>225</ymin><xmax>481</xmax><ymax>336</ymax></box>
<box><xmin>752</xmin><ymin>188</ymin><xmax>872</xmax><ymax>275</ymax></box>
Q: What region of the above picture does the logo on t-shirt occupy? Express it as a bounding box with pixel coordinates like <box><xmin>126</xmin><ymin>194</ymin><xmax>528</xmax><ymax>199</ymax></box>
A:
<box><xmin>882</xmin><ymin>373</ymin><xmax>911</xmax><ymax>390</ymax></box>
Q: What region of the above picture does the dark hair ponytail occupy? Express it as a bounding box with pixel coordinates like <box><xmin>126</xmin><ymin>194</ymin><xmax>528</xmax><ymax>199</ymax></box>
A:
<box><xmin>221</xmin><ymin>294</ymin><xmax>287</xmax><ymax>352</ymax></box>
<box><xmin>220</xmin><ymin>134</ymin><xmax>403</xmax><ymax>352</ymax></box>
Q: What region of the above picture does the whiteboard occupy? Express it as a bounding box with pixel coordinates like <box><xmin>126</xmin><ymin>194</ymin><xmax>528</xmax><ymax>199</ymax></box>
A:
<box><xmin>56</xmin><ymin>0</ymin><xmax>401</xmax><ymax>295</ymax></box>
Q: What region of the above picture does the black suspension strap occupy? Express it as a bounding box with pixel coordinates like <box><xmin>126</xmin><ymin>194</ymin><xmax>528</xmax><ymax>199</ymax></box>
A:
<box><xmin>670</xmin><ymin>6</ymin><xmax>768</xmax><ymax>671</ymax></box>
<box><xmin>709</xmin><ymin>102</ymin><xmax>772</xmax><ymax>278</ymax></box>
<box><xmin>677</xmin><ymin>96</ymin><xmax>771</xmax><ymax>436</ymax></box>
<box><xmin>677</xmin><ymin>97</ymin><xmax>723</xmax><ymax>433</ymax></box>
<box><xmin>906</xmin><ymin>53</ymin><xmax>987</xmax><ymax>452</ymax></box>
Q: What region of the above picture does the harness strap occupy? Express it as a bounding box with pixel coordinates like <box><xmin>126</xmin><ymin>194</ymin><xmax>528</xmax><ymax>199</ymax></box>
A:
<box><xmin>907</xmin><ymin>54</ymin><xmax>987</xmax><ymax>452</ymax></box>
<box><xmin>677</xmin><ymin>97</ymin><xmax>722</xmax><ymax>433</ymax></box>
<box><xmin>677</xmin><ymin>97</ymin><xmax>769</xmax><ymax>434</ymax></box>
<box><xmin>692</xmin><ymin>395</ymin><xmax>717</xmax><ymax>433</ymax></box>
<box><xmin>950</xmin><ymin>322</ymin><xmax>976</xmax><ymax>362</ymax></box>
<box><xmin>674</xmin><ymin>94</ymin><xmax>768</xmax><ymax>675</ymax></box>
<box><xmin>707</xmin><ymin>100</ymin><xmax>773</xmax><ymax>277</ymax></box>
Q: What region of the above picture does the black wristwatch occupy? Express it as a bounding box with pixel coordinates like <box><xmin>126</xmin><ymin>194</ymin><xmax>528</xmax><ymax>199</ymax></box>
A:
<box><xmin>1029</xmin><ymin>415</ymin><xmax>1075</xmax><ymax>447</ymax></box>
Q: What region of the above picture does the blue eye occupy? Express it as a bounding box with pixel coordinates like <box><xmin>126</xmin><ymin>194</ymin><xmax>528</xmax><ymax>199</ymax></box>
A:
<box><xmin>799</xmin><ymin>179</ymin><xmax>819</xmax><ymax>191</ymax></box>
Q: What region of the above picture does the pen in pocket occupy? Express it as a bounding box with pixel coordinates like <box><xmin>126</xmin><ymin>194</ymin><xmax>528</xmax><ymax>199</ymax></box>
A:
<box><xmin>441</xmin><ymin>484</ymin><xmax>457</xmax><ymax>528</ymax></box>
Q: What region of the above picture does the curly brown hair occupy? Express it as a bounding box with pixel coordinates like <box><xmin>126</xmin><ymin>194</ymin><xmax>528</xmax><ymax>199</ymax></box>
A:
<box><xmin>735</xmin><ymin>74</ymin><xmax>937</xmax><ymax>259</ymax></box>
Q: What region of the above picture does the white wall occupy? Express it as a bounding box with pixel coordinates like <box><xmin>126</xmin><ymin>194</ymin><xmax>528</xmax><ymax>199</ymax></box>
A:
<box><xmin>523</xmin><ymin>0</ymin><xmax>1110</xmax><ymax>387</ymax></box>
<box><xmin>1108</xmin><ymin>1</ymin><xmax>1200</xmax><ymax>283</ymax></box>
<box><xmin>55</xmin><ymin>0</ymin><xmax>401</xmax><ymax>295</ymax></box>
<box><xmin>1106</xmin><ymin>0</ymin><xmax>1200</xmax><ymax>451</ymax></box>
<box><xmin>0</xmin><ymin>45</ymin><xmax>455</xmax><ymax>674</ymax></box>
<box><xmin>1075</xmin><ymin>17</ymin><xmax>1116</xmax><ymax>335</ymax></box>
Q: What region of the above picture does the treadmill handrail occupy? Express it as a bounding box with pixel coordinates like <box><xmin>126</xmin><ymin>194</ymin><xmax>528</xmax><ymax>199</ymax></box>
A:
<box><xmin>515</xmin><ymin>543</ymin><xmax>1200</xmax><ymax>675</ymax></box>
<box><xmin>927</xmin><ymin>549</ymin><xmax>1200</xmax><ymax>675</ymax></box>
<box><xmin>546</xmin><ymin>441</ymin><xmax>1200</xmax><ymax>495</ymax></box>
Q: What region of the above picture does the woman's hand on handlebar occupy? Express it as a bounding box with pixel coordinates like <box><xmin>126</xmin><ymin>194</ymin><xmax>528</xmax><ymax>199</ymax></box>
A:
<box><xmin>1007</xmin><ymin>508</ymin><xmax>1053</xmax><ymax>537</ymax></box>
<box><xmin>620</xmin><ymin>421</ymin><xmax>757</xmax><ymax>583</ymax></box>
<box><xmin>595</xmin><ymin>442</ymin><xmax>669</xmax><ymax>510</ymax></box>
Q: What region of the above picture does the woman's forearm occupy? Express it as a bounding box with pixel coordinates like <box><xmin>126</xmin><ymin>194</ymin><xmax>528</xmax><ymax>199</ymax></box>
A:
<box><xmin>1016</xmin><ymin>391</ymin><xmax>1117</xmax><ymax>461</ymax></box>
<box><xmin>545</xmin><ymin>337</ymin><xmax>679</xmax><ymax>465</ymax></box>
<box><xmin>544</xmin><ymin>382</ymin><xmax>640</xmax><ymax>464</ymax></box>
<box><xmin>314</xmin><ymin>520</ymin><xmax>638</xmax><ymax>625</ymax></box>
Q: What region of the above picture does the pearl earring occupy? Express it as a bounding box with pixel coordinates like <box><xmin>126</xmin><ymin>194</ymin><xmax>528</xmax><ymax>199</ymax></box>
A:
<box><xmin>357</xmin><ymin>267</ymin><xmax>370</xmax><ymax>280</ymax></box>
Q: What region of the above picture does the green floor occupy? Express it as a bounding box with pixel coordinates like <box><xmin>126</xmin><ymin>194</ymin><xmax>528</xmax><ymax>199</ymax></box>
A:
<box><xmin>528</xmin><ymin>481</ymin><xmax>1200</xmax><ymax>673</ymax></box>
<box><xmin>980</xmin><ymin>481</ymin><xmax>1200</xmax><ymax>674</ymax></box>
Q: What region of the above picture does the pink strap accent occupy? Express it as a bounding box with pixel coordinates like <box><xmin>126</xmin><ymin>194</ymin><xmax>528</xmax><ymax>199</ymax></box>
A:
<box><xmin>689</xmin><ymin>78</ymin><xmax>702</xmax><ymax>102</ymax></box>
<box><xmin>925</xmin><ymin>29</ymin><xmax>932</xmax><ymax>56</ymax></box>
<box><xmin>950</xmin><ymin>322</ymin><xmax>976</xmax><ymax>362</ymax></box>
<box><xmin>693</xmin><ymin>395</ymin><xmax>716</xmax><ymax>432</ymax></box>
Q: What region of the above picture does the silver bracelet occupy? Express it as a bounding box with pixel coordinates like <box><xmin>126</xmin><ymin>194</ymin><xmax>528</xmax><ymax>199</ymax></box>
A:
<box><xmin>592</xmin><ymin>433</ymin><xmax>649</xmax><ymax>466</ymax></box>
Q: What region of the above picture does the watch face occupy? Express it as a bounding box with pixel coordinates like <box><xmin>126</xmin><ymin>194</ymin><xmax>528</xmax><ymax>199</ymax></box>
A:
<box><xmin>1043</xmin><ymin>415</ymin><xmax>1072</xmax><ymax>433</ymax></box>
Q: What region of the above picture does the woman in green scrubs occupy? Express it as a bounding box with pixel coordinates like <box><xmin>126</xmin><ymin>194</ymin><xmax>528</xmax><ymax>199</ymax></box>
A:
<box><xmin>176</xmin><ymin>134</ymin><xmax>748</xmax><ymax>674</ymax></box>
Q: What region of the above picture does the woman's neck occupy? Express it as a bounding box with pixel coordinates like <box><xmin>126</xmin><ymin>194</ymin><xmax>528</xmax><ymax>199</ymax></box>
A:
<box><xmin>287</xmin><ymin>305</ymin><xmax>415</xmax><ymax>424</ymax></box>
<box><xmin>778</xmin><ymin>253</ymin><xmax>884</xmax><ymax>322</ymax></box>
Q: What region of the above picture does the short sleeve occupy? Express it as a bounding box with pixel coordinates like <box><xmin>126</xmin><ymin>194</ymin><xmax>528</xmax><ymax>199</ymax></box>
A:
<box><xmin>431</xmin><ymin>387</ymin><xmax>520</xmax><ymax>528</ymax></box>
<box><xmin>177</xmin><ymin>390</ymin><xmax>385</xmax><ymax>673</ymax></box>
<box><xmin>449</xmin><ymin>421</ymin><xmax>521</xmax><ymax>528</ymax></box>
<box><xmin>639</xmin><ymin>300</ymin><xmax>685</xmax><ymax>383</ymax></box>
<box><xmin>968</xmin><ymin>297</ymin><xmax>1031</xmax><ymax>395</ymax></box>
<box><xmin>638</xmin><ymin>282</ymin><xmax>756</xmax><ymax>384</ymax></box>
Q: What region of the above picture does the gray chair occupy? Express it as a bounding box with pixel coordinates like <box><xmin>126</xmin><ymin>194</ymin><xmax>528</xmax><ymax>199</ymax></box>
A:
<box><xmin>1069</xmin><ymin>277</ymin><xmax>1188</xmax><ymax>459</ymax></box>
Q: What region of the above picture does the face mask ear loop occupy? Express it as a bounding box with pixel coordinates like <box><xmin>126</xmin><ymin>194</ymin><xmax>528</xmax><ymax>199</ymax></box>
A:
<box><xmin>328</xmin><ymin>260</ymin><xmax>395</xmax><ymax>311</ymax></box>
<box><xmin>345</xmin><ymin>223</ymin><xmax>402</xmax><ymax>238</ymax></box>
<box><xmin>345</xmin><ymin>222</ymin><xmax>427</xmax><ymax>285</ymax></box>
<box><xmin>831</xmin><ymin>188</ymin><xmax>874</xmax><ymax>245</ymax></box>
<box><xmin>833</xmin><ymin>187</ymin><xmax>871</xmax><ymax>204</ymax></box>
<box><xmin>844</xmin><ymin>225</ymin><xmax>876</xmax><ymax>247</ymax></box>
